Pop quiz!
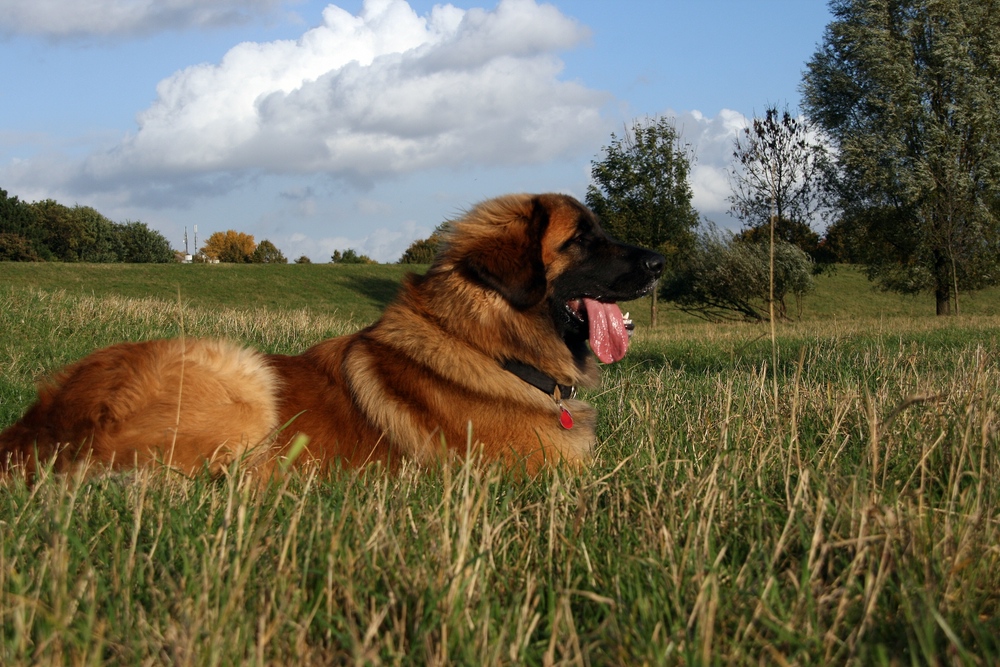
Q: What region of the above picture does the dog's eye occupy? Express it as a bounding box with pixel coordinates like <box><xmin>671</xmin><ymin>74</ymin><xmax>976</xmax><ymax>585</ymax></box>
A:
<box><xmin>562</xmin><ymin>234</ymin><xmax>587</xmax><ymax>250</ymax></box>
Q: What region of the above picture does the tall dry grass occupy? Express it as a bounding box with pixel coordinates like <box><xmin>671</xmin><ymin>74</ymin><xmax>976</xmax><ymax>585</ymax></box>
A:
<box><xmin>1</xmin><ymin>286</ymin><xmax>999</xmax><ymax>664</ymax></box>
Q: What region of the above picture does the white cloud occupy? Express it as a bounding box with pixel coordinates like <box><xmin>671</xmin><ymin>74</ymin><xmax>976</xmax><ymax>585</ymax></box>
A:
<box><xmin>69</xmin><ymin>0</ymin><xmax>608</xmax><ymax>205</ymax></box>
<box><xmin>671</xmin><ymin>108</ymin><xmax>748</xmax><ymax>218</ymax></box>
<box><xmin>284</xmin><ymin>218</ymin><xmax>430</xmax><ymax>264</ymax></box>
<box><xmin>0</xmin><ymin>0</ymin><xmax>285</xmax><ymax>38</ymax></box>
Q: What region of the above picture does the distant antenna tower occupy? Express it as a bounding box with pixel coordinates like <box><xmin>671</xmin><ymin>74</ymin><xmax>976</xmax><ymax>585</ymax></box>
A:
<box><xmin>193</xmin><ymin>225</ymin><xmax>198</xmax><ymax>253</ymax></box>
<box><xmin>184</xmin><ymin>226</ymin><xmax>189</xmax><ymax>255</ymax></box>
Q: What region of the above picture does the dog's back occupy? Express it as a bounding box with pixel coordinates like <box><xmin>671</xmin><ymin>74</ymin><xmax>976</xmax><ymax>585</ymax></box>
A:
<box><xmin>0</xmin><ymin>339</ymin><xmax>280</xmax><ymax>477</ymax></box>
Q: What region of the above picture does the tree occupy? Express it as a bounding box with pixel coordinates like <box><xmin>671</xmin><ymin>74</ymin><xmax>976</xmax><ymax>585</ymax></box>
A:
<box><xmin>116</xmin><ymin>220</ymin><xmax>174</xmax><ymax>263</ymax></box>
<box><xmin>251</xmin><ymin>239</ymin><xmax>287</xmax><ymax>264</ymax></box>
<box><xmin>202</xmin><ymin>230</ymin><xmax>256</xmax><ymax>263</ymax></box>
<box><xmin>728</xmin><ymin>105</ymin><xmax>830</xmax><ymax>261</ymax></box>
<box><xmin>29</xmin><ymin>201</ymin><xmax>121</xmax><ymax>262</ymax></box>
<box><xmin>27</xmin><ymin>200</ymin><xmax>74</xmax><ymax>261</ymax></box>
<box><xmin>3</xmin><ymin>192</ymin><xmax>175</xmax><ymax>263</ymax></box>
<box><xmin>660</xmin><ymin>227</ymin><xmax>815</xmax><ymax>322</ymax></box>
<box><xmin>330</xmin><ymin>249</ymin><xmax>376</xmax><ymax>264</ymax></box>
<box><xmin>0</xmin><ymin>189</ymin><xmax>50</xmax><ymax>260</ymax></box>
<box><xmin>802</xmin><ymin>0</ymin><xmax>1000</xmax><ymax>315</ymax></box>
<box><xmin>74</xmin><ymin>206</ymin><xmax>122</xmax><ymax>262</ymax></box>
<box><xmin>3</xmin><ymin>192</ymin><xmax>174</xmax><ymax>263</ymax></box>
<box><xmin>586</xmin><ymin>116</ymin><xmax>699</xmax><ymax>325</ymax></box>
<box><xmin>398</xmin><ymin>225</ymin><xmax>447</xmax><ymax>264</ymax></box>
<box><xmin>294</xmin><ymin>255</ymin><xmax>312</xmax><ymax>264</ymax></box>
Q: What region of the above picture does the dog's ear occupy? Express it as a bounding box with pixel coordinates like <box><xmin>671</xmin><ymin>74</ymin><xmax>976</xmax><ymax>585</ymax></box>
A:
<box><xmin>461</xmin><ymin>197</ymin><xmax>549</xmax><ymax>310</ymax></box>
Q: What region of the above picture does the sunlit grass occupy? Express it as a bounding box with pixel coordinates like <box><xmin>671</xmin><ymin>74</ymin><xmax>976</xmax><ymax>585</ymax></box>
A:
<box><xmin>1</xmin><ymin>280</ymin><xmax>999</xmax><ymax>664</ymax></box>
<box><xmin>0</xmin><ymin>261</ymin><xmax>416</xmax><ymax>323</ymax></box>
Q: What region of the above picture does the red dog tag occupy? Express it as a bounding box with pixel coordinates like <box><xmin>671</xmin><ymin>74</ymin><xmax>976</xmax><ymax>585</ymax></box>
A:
<box><xmin>559</xmin><ymin>406</ymin><xmax>574</xmax><ymax>429</ymax></box>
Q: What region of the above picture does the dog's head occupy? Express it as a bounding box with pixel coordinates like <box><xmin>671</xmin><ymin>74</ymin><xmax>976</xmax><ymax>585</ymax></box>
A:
<box><xmin>439</xmin><ymin>193</ymin><xmax>665</xmax><ymax>366</ymax></box>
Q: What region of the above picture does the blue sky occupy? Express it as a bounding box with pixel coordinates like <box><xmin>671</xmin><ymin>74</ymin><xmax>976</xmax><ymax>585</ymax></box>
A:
<box><xmin>0</xmin><ymin>0</ymin><xmax>832</xmax><ymax>262</ymax></box>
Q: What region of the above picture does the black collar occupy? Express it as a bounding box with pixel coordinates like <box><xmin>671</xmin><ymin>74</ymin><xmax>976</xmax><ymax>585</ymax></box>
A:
<box><xmin>502</xmin><ymin>360</ymin><xmax>575</xmax><ymax>400</ymax></box>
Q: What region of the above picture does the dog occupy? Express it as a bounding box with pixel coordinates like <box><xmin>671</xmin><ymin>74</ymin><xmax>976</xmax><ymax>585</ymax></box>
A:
<box><xmin>0</xmin><ymin>194</ymin><xmax>664</xmax><ymax>478</ymax></box>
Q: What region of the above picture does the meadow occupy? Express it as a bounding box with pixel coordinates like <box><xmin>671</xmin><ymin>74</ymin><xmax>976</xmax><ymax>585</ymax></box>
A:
<box><xmin>1</xmin><ymin>263</ymin><xmax>998</xmax><ymax>665</ymax></box>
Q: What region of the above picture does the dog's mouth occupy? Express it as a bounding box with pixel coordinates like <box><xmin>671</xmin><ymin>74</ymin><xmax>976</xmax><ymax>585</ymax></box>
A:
<box><xmin>565</xmin><ymin>298</ymin><xmax>634</xmax><ymax>364</ymax></box>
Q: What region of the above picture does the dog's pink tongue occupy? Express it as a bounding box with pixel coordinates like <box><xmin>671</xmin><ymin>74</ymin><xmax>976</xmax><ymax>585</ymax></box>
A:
<box><xmin>584</xmin><ymin>298</ymin><xmax>629</xmax><ymax>364</ymax></box>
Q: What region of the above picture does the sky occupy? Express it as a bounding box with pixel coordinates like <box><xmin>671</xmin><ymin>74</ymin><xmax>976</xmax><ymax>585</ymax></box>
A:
<box><xmin>0</xmin><ymin>0</ymin><xmax>833</xmax><ymax>263</ymax></box>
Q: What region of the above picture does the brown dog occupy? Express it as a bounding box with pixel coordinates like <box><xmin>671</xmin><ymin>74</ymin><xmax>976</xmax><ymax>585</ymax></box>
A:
<box><xmin>0</xmin><ymin>194</ymin><xmax>664</xmax><ymax>478</ymax></box>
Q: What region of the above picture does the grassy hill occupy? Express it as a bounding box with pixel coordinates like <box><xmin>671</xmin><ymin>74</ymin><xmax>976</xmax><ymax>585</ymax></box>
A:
<box><xmin>0</xmin><ymin>262</ymin><xmax>416</xmax><ymax>325</ymax></box>
<box><xmin>1</xmin><ymin>262</ymin><xmax>997</xmax><ymax>328</ymax></box>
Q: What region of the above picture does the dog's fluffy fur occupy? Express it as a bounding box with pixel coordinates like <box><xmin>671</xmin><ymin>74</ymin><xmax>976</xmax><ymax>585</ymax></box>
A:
<box><xmin>0</xmin><ymin>194</ymin><xmax>664</xmax><ymax>478</ymax></box>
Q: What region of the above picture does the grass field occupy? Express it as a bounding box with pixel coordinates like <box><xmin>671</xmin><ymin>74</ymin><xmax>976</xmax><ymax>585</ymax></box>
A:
<box><xmin>1</xmin><ymin>264</ymin><xmax>999</xmax><ymax>665</ymax></box>
<box><xmin>0</xmin><ymin>262</ymin><xmax>414</xmax><ymax>323</ymax></box>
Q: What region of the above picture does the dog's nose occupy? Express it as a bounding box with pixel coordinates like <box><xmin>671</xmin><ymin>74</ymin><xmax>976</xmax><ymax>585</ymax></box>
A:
<box><xmin>644</xmin><ymin>252</ymin><xmax>665</xmax><ymax>277</ymax></box>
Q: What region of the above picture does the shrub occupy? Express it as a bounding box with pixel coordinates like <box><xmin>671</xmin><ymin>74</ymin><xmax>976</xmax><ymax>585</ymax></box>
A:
<box><xmin>116</xmin><ymin>220</ymin><xmax>174</xmax><ymax>263</ymax></box>
<box><xmin>252</xmin><ymin>239</ymin><xmax>287</xmax><ymax>264</ymax></box>
<box><xmin>660</xmin><ymin>226</ymin><xmax>814</xmax><ymax>321</ymax></box>
<box><xmin>398</xmin><ymin>223</ymin><xmax>448</xmax><ymax>264</ymax></box>
<box><xmin>398</xmin><ymin>237</ymin><xmax>439</xmax><ymax>264</ymax></box>
<box><xmin>330</xmin><ymin>249</ymin><xmax>376</xmax><ymax>264</ymax></box>
<box><xmin>0</xmin><ymin>233</ymin><xmax>44</xmax><ymax>261</ymax></box>
<box><xmin>202</xmin><ymin>230</ymin><xmax>257</xmax><ymax>263</ymax></box>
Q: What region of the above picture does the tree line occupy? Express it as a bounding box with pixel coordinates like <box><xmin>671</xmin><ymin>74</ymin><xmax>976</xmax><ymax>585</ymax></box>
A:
<box><xmin>0</xmin><ymin>188</ymin><xmax>384</xmax><ymax>266</ymax></box>
<box><xmin>0</xmin><ymin>190</ymin><xmax>175</xmax><ymax>263</ymax></box>
<box><xmin>0</xmin><ymin>190</ymin><xmax>296</xmax><ymax>265</ymax></box>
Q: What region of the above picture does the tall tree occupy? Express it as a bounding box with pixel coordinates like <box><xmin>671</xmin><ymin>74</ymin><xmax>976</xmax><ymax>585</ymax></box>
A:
<box><xmin>586</xmin><ymin>116</ymin><xmax>699</xmax><ymax>325</ymax></box>
<box><xmin>802</xmin><ymin>0</ymin><xmax>1000</xmax><ymax>315</ymax></box>
<box><xmin>728</xmin><ymin>105</ymin><xmax>829</xmax><ymax>260</ymax></box>
<box><xmin>202</xmin><ymin>230</ymin><xmax>256</xmax><ymax>263</ymax></box>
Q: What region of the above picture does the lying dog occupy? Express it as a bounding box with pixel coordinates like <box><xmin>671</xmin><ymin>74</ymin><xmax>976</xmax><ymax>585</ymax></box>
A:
<box><xmin>0</xmin><ymin>194</ymin><xmax>664</xmax><ymax>477</ymax></box>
